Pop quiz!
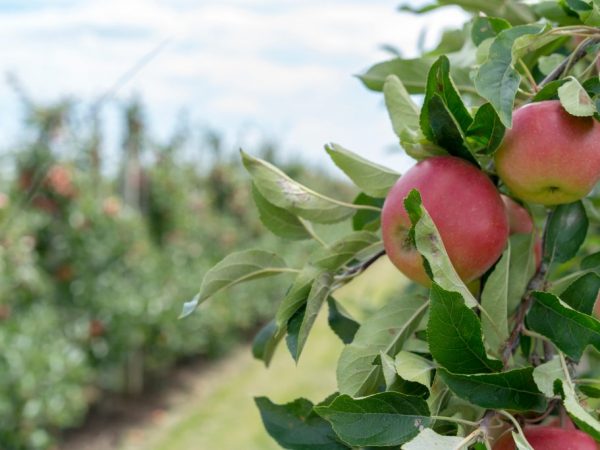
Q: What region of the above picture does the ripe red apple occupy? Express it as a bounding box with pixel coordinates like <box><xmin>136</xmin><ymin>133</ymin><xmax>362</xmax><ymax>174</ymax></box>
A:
<box><xmin>495</xmin><ymin>100</ymin><xmax>600</xmax><ymax>205</ymax></box>
<box><xmin>493</xmin><ymin>426</ymin><xmax>597</xmax><ymax>450</ymax></box>
<box><xmin>501</xmin><ymin>195</ymin><xmax>542</xmax><ymax>267</ymax></box>
<box><xmin>381</xmin><ymin>156</ymin><xmax>509</xmax><ymax>285</ymax></box>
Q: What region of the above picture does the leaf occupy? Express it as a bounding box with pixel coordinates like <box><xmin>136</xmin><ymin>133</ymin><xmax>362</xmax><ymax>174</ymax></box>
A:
<box><xmin>294</xmin><ymin>272</ymin><xmax>334</xmax><ymax>361</ymax></box>
<box><xmin>352</xmin><ymin>193</ymin><xmax>383</xmax><ymax>231</ymax></box>
<box><xmin>557</xmin><ymin>378</ymin><xmax>600</xmax><ymax>441</ymax></box>
<box><xmin>180</xmin><ymin>249</ymin><xmax>289</xmax><ymax>318</ymax></box>
<box><xmin>255</xmin><ymin>396</ymin><xmax>349</xmax><ymax>450</ymax></box>
<box><xmin>480</xmin><ymin>243</ymin><xmax>511</xmax><ymax>356</ymax></box>
<box><xmin>471</xmin><ymin>16</ymin><xmax>511</xmax><ymax>46</ymax></box>
<box><xmin>512</xmin><ymin>431</ymin><xmax>535</xmax><ymax>450</ymax></box>
<box><xmin>336</xmin><ymin>294</ymin><xmax>429</xmax><ymax>396</ymax></box>
<box><xmin>537</xmin><ymin>53</ymin><xmax>565</xmax><ymax>76</ymax></box>
<box><xmin>404</xmin><ymin>190</ymin><xmax>478</xmax><ymax>308</ymax></box>
<box><xmin>581</xmin><ymin>251</ymin><xmax>600</xmax><ymax>270</ymax></box>
<box><xmin>286</xmin><ymin>306</ymin><xmax>305</xmax><ymax>360</ymax></box>
<box><xmin>466</xmin><ymin>103</ymin><xmax>506</xmax><ymax>155</ymax></box>
<box><xmin>428</xmin><ymin>283</ymin><xmax>503</xmax><ymax>374</ymax></box>
<box><xmin>241</xmin><ymin>150</ymin><xmax>358</xmax><ymax>224</ymax></box>
<box><xmin>559</xmin><ymin>272</ymin><xmax>600</xmax><ymax>315</ymax></box>
<box><xmin>532</xmin><ymin>79</ymin><xmax>568</xmax><ymax>102</ymax></box>
<box><xmin>252</xmin><ymin>319</ymin><xmax>285</xmax><ymax>367</ymax></box>
<box><xmin>276</xmin><ymin>266</ymin><xmax>320</xmax><ymax>330</ymax></box>
<box><xmin>314</xmin><ymin>392</ymin><xmax>431</xmax><ymax>447</ymax></box>
<box><xmin>439</xmin><ymin>367</ymin><xmax>547</xmax><ymax>412</ymax></box>
<box><xmin>532</xmin><ymin>357</ymin><xmax>563</xmax><ymax>397</ymax></box>
<box><xmin>252</xmin><ymin>184</ymin><xmax>311</xmax><ymax>240</ymax></box>
<box><xmin>507</xmin><ymin>233</ymin><xmax>537</xmax><ymax>313</ymax></box>
<box><xmin>527</xmin><ymin>291</ymin><xmax>600</xmax><ymax>361</ymax></box>
<box><xmin>325</xmin><ymin>143</ymin><xmax>400</xmax><ymax>198</ymax></box>
<box><xmin>544</xmin><ymin>201</ymin><xmax>588</xmax><ymax>264</ymax></box>
<box><xmin>474</xmin><ymin>24</ymin><xmax>545</xmax><ymax>127</ymax></box>
<box><xmin>327</xmin><ymin>298</ymin><xmax>359</xmax><ymax>344</ymax></box>
<box><xmin>383</xmin><ymin>74</ymin><xmax>421</xmax><ymax>138</ymax></box>
<box><xmin>395</xmin><ymin>351</ymin><xmax>435</xmax><ymax>387</ymax></box>
<box><xmin>403</xmin><ymin>428</ymin><xmax>466</xmax><ymax>450</ymax></box>
<box><xmin>558</xmin><ymin>77</ymin><xmax>597</xmax><ymax>117</ymax></box>
<box><xmin>310</xmin><ymin>231</ymin><xmax>380</xmax><ymax>271</ymax></box>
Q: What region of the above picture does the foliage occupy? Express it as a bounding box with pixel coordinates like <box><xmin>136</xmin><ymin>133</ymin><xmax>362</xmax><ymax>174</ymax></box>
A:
<box><xmin>186</xmin><ymin>1</ymin><xmax>600</xmax><ymax>449</ymax></box>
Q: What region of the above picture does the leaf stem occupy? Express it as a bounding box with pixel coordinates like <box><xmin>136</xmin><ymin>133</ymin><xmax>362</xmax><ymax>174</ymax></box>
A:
<box><xmin>299</xmin><ymin>218</ymin><xmax>329</xmax><ymax>248</ymax></box>
<box><xmin>519</xmin><ymin>59</ymin><xmax>538</xmax><ymax>93</ymax></box>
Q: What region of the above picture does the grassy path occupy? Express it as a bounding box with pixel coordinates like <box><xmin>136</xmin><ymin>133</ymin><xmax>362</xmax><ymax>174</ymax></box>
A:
<box><xmin>119</xmin><ymin>259</ymin><xmax>405</xmax><ymax>450</ymax></box>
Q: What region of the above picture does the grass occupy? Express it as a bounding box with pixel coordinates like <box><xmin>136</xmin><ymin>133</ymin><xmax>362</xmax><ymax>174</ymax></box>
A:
<box><xmin>119</xmin><ymin>258</ymin><xmax>406</xmax><ymax>450</ymax></box>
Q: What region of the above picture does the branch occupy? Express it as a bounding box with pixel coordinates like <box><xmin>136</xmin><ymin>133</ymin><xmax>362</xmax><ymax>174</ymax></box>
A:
<box><xmin>333</xmin><ymin>249</ymin><xmax>386</xmax><ymax>286</ymax></box>
<box><xmin>539</xmin><ymin>36</ymin><xmax>600</xmax><ymax>88</ymax></box>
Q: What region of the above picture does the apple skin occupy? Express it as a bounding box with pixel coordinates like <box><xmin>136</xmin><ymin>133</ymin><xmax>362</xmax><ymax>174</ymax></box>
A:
<box><xmin>381</xmin><ymin>156</ymin><xmax>509</xmax><ymax>285</ymax></box>
<box><xmin>501</xmin><ymin>195</ymin><xmax>542</xmax><ymax>267</ymax></box>
<box><xmin>493</xmin><ymin>426</ymin><xmax>597</xmax><ymax>450</ymax></box>
<box><xmin>495</xmin><ymin>100</ymin><xmax>600</xmax><ymax>205</ymax></box>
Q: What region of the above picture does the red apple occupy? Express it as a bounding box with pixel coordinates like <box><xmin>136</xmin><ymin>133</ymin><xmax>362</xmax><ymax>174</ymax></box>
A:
<box><xmin>501</xmin><ymin>195</ymin><xmax>542</xmax><ymax>267</ymax></box>
<box><xmin>495</xmin><ymin>100</ymin><xmax>600</xmax><ymax>205</ymax></box>
<box><xmin>381</xmin><ymin>156</ymin><xmax>509</xmax><ymax>285</ymax></box>
<box><xmin>493</xmin><ymin>426</ymin><xmax>597</xmax><ymax>450</ymax></box>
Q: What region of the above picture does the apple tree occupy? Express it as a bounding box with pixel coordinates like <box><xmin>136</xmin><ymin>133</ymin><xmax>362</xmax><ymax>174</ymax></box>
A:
<box><xmin>182</xmin><ymin>1</ymin><xmax>600</xmax><ymax>448</ymax></box>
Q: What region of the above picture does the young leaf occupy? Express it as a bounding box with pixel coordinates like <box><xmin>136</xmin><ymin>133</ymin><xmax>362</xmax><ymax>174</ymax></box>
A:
<box><xmin>439</xmin><ymin>367</ymin><xmax>547</xmax><ymax>412</ymax></box>
<box><xmin>325</xmin><ymin>143</ymin><xmax>400</xmax><ymax>198</ymax></box>
<box><xmin>395</xmin><ymin>350</ymin><xmax>435</xmax><ymax>387</ymax></box>
<box><xmin>558</xmin><ymin>77</ymin><xmax>597</xmax><ymax>117</ymax></box>
<box><xmin>474</xmin><ymin>24</ymin><xmax>545</xmax><ymax>127</ymax></box>
<box><xmin>252</xmin><ymin>319</ymin><xmax>285</xmax><ymax>367</ymax></box>
<box><xmin>480</xmin><ymin>242</ymin><xmax>511</xmax><ymax>356</ymax></box>
<box><xmin>336</xmin><ymin>293</ymin><xmax>429</xmax><ymax>396</ymax></box>
<box><xmin>383</xmin><ymin>74</ymin><xmax>421</xmax><ymax>138</ymax></box>
<box><xmin>471</xmin><ymin>16</ymin><xmax>511</xmax><ymax>46</ymax></box>
<box><xmin>526</xmin><ymin>291</ymin><xmax>600</xmax><ymax>361</ymax></box>
<box><xmin>544</xmin><ymin>201</ymin><xmax>588</xmax><ymax>264</ymax></box>
<box><xmin>180</xmin><ymin>249</ymin><xmax>290</xmax><ymax>318</ymax></box>
<box><xmin>255</xmin><ymin>396</ymin><xmax>349</xmax><ymax>450</ymax></box>
<box><xmin>327</xmin><ymin>298</ymin><xmax>359</xmax><ymax>344</ymax></box>
<box><xmin>351</xmin><ymin>193</ymin><xmax>383</xmax><ymax>231</ymax></box>
<box><xmin>310</xmin><ymin>231</ymin><xmax>380</xmax><ymax>271</ymax></box>
<box><xmin>532</xmin><ymin>357</ymin><xmax>563</xmax><ymax>397</ymax></box>
<box><xmin>428</xmin><ymin>283</ymin><xmax>503</xmax><ymax>374</ymax></box>
<box><xmin>466</xmin><ymin>103</ymin><xmax>506</xmax><ymax>155</ymax></box>
<box><xmin>252</xmin><ymin>184</ymin><xmax>311</xmax><ymax>240</ymax></box>
<box><xmin>314</xmin><ymin>392</ymin><xmax>432</xmax><ymax>447</ymax></box>
<box><xmin>404</xmin><ymin>190</ymin><xmax>478</xmax><ymax>307</ymax></box>
<box><xmin>559</xmin><ymin>272</ymin><xmax>600</xmax><ymax>315</ymax></box>
<box><xmin>403</xmin><ymin>427</ymin><xmax>466</xmax><ymax>450</ymax></box>
<box><xmin>241</xmin><ymin>150</ymin><xmax>359</xmax><ymax>224</ymax></box>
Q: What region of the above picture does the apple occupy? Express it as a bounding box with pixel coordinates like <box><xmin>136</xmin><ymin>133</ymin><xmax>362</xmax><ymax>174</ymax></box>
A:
<box><xmin>501</xmin><ymin>195</ymin><xmax>542</xmax><ymax>267</ymax></box>
<box><xmin>495</xmin><ymin>100</ymin><xmax>600</xmax><ymax>205</ymax></box>
<box><xmin>493</xmin><ymin>426</ymin><xmax>597</xmax><ymax>450</ymax></box>
<box><xmin>381</xmin><ymin>155</ymin><xmax>509</xmax><ymax>285</ymax></box>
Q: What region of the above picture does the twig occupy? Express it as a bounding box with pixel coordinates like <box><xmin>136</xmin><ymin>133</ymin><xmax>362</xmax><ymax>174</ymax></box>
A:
<box><xmin>538</xmin><ymin>37</ymin><xmax>600</xmax><ymax>88</ymax></box>
<box><xmin>334</xmin><ymin>249</ymin><xmax>385</xmax><ymax>281</ymax></box>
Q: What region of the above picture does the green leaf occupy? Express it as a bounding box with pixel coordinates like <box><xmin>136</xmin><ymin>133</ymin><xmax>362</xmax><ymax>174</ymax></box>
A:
<box><xmin>403</xmin><ymin>428</ymin><xmax>466</xmax><ymax>450</ymax></box>
<box><xmin>538</xmin><ymin>53</ymin><xmax>565</xmax><ymax>76</ymax></box>
<box><xmin>544</xmin><ymin>201</ymin><xmax>588</xmax><ymax>264</ymax></box>
<box><xmin>286</xmin><ymin>305</ymin><xmax>305</xmax><ymax>360</ymax></box>
<box><xmin>310</xmin><ymin>231</ymin><xmax>380</xmax><ymax>271</ymax></box>
<box><xmin>471</xmin><ymin>16</ymin><xmax>512</xmax><ymax>46</ymax></box>
<box><xmin>327</xmin><ymin>298</ymin><xmax>359</xmax><ymax>344</ymax></box>
<box><xmin>480</xmin><ymin>242</ymin><xmax>511</xmax><ymax>356</ymax></box>
<box><xmin>557</xmin><ymin>378</ymin><xmax>600</xmax><ymax>441</ymax></box>
<box><xmin>532</xmin><ymin>79</ymin><xmax>568</xmax><ymax>102</ymax></box>
<box><xmin>428</xmin><ymin>283</ymin><xmax>503</xmax><ymax>374</ymax></box>
<box><xmin>383</xmin><ymin>74</ymin><xmax>421</xmax><ymax>137</ymax></box>
<box><xmin>379</xmin><ymin>352</ymin><xmax>399</xmax><ymax>389</ymax></box>
<box><xmin>581</xmin><ymin>251</ymin><xmax>600</xmax><ymax>270</ymax></box>
<box><xmin>578</xmin><ymin>383</ymin><xmax>600</xmax><ymax>398</ymax></box>
<box><xmin>252</xmin><ymin>184</ymin><xmax>311</xmax><ymax>240</ymax></box>
<box><xmin>336</xmin><ymin>293</ymin><xmax>429</xmax><ymax>396</ymax></box>
<box><xmin>241</xmin><ymin>150</ymin><xmax>358</xmax><ymax>224</ymax></box>
<box><xmin>352</xmin><ymin>193</ymin><xmax>383</xmax><ymax>231</ymax></box>
<box><xmin>532</xmin><ymin>357</ymin><xmax>563</xmax><ymax>397</ymax></box>
<box><xmin>252</xmin><ymin>319</ymin><xmax>285</xmax><ymax>367</ymax></box>
<box><xmin>325</xmin><ymin>143</ymin><xmax>400</xmax><ymax>198</ymax></box>
<box><xmin>293</xmin><ymin>272</ymin><xmax>333</xmax><ymax>361</ymax></box>
<box><xmin>314</xmin><ymin>392</ymin><xmax>431</xmax><ymax>447</ymax></box>
<box><xmin>404</xmin><ymin>190</ymin><xmax>478</xmax><ymax>308</ymax></box>
<box><xmin>558</xmin><ymin>76</ymin><xmax>597</xmax><ymax>117</ymax></box>
<box><xmin>507</xmin><ymin>233</ymin><xmax>537</xmax><ymax>313</ymax></box>
<box><xmin>439</xmin><ymin>367</ymin><xmax>547</xmax><ymax>412</ymax></box>
<box><xmin>180</xmin><ymin>249</ymin><xmax>290</xmax><ymax>318</ymax></box>
<box><xmin>255</xmin><ymin>396</ymin><xmax>349</xmax><ymax>450</ymax></box>
<box><xmin>527</xmin><ymin>291</ymin><xmax>600</xmax><ymax>361</ymax></box>
<box><xmin>276</xmin><ymin>266</ymin><xmax>320</xmax><ymax>330</ymax></box>
<box><xmin>466</xmin><ymin>103</ymin><xmax>506</xmax><ymax>155</ymax></box>
<box><xmin>512</xmin><ymin>431</ymin><xmax>535</xmax><ymax>450</ymax></box>
<box><xmin>395</xmin><ymin>351</ymin><xmax>435</xmax><ymax>387</ymax></box>
<box><xmin>559</xmin><ymin>272</ymin><xmax>600</xmax><ymax>315</ymax></box>
<box><xmin>474</xmin><ymin>24</ymin><xmax>545</xmax><ymax>127</ymax></box>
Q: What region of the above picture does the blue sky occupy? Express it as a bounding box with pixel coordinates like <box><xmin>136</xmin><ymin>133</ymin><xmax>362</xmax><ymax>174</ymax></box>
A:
<box><xmin>0</xmin><ymin>0</ymin><xmax>467</xmax><ymax>173</ymax></box>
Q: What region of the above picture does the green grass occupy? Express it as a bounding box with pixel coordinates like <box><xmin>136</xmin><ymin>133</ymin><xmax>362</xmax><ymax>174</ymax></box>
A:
<box><xmin>120</xmin><ymin>259</ymin><xmax>406</xmax><ymax>450</ymax></box>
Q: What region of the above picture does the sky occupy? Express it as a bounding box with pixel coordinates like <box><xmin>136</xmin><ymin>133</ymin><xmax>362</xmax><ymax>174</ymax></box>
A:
<box><xmin>0</xmin><ymin>0</ymin><xmax>468</xmax><ymax>174</ymax></box>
